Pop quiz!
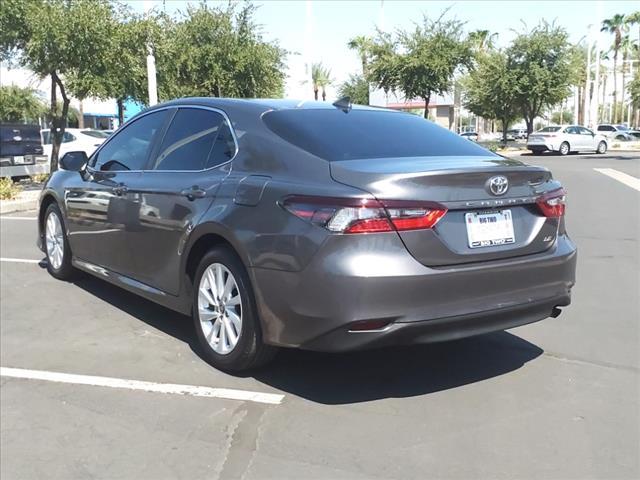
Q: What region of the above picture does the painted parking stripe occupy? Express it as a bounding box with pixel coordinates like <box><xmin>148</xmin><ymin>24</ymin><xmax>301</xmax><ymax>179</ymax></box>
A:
<box><xmin>594</xmin><ymin>168</ymin><xmax>640</xmax><ymax>192</ymax></box>
<box><xmin>0</xmin><ymin>257</ymin><xmax>42</xmax><ymax>264</ymax></box>
<box><xmin>0</xmin><ymin>216</ymin><xmax>37</xmax><ymax>220</ymax></box>
<box><xmin>0</xmin><ymin>367</ymin><xmax>284</xmax><ymax>405</ymax></box>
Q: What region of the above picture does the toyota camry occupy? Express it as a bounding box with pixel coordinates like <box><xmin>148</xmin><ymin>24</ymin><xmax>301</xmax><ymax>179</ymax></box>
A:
<box><xmin>37</xmin><ymin>98</ymin><xmax>577</xmax><ymax>371</ymax></box>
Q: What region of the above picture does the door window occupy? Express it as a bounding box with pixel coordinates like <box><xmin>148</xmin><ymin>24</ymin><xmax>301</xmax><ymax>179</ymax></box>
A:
<box><xmin>152</xmin><ymin>108</ymin><xmax>236</xmax><ymax>171</ymax></box>
<box><xmin>565</xmin><ymin>127</ymin><xmax>579</xmax><ymax>134</ymax></box>
<box><xmin>579</xmin><ymin>127</ymin><xmax>594</xmax><ymax>135</ymax></box>
<box><xmin>91</xmin><ymin>110</ymin><xmax>168</xmax><ymax>171</ymax></box>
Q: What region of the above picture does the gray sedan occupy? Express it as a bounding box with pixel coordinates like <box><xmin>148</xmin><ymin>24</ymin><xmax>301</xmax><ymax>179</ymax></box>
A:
<box><xmin>36</xmin><ymin>98</ymin><xmax>577</xmax><ymax>371</ymax></box>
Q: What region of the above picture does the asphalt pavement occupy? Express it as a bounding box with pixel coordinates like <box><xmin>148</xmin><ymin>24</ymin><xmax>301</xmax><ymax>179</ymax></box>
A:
<box><xmin>1</xmin><ymin>152</ymin><xmax>638</xmax><ymax>479</ymax></box>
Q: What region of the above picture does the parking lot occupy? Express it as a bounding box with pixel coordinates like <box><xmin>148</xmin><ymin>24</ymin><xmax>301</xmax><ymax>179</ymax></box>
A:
<box><xmin>1</xmin><ymin>152</ymin><xmax>638</xmax><ymax>479</ymax></box>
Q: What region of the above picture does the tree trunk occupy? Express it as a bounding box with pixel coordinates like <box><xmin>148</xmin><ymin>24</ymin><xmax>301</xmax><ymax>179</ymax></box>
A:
<box><xmin>612</xmin><ymin>50</ymin><xmax>618</xmax><ymax>123</ymax></box>
<box><xmin>524</xmin><ymin>116</ymin><xmax>534</xmax><ymax>136</ymax></box>
<box><xmin>117</xmin><ymin>98</ymin><xmax>125</xmax><ymax>126</ymax></box>
<box><xmin>313</xmin><ymin>87</ymin><xmax>318</xmax><ymax>101</ymax></box>
<box><xmin>78</xmin><ymin>100</ymin><xmax>84</xmax><ymax>128</ymax></box>
<box><xmin>322</xmin><ymin>87</ymin><xmax>326</xmax><ymax>102</ymax></box>
<box><xmin>423</xmin><ymin>94</ymin><xmax>431</xmax><ymax>119</ymax></box>
<box><xmin>502</xmin><ymin>117</ymin><xmax>508</xmax><ymax>146</ymax></box>
<box><xmin>49</xmin><ymin>72</ymin><xmax>70</xmax><ymax>173</ymax></box>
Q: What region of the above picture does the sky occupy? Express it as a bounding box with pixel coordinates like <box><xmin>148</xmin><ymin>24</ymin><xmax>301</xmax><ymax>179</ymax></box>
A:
<box><xmin>127</xmin><ymin>0</ymin><xmax>639</xmax><ymax>99</ymax></box>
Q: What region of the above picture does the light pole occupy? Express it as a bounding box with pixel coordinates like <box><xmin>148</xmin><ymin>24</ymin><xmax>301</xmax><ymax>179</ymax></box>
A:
<box><xmin>144</xmin><ymin>0</ymin><xmax>158</xmax><ymax>106</ymax></box>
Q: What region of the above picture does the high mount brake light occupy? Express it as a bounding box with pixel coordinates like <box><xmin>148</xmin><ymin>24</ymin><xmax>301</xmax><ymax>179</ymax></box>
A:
<box><xmin>281</xmin><ymin>196</ymin><xmax>447</xmax><ymax>234</ymax></box>
<box><xmin>536</xmin><ymin>188</ymin><xmax>566</xmax><ymax>218</ymax></box>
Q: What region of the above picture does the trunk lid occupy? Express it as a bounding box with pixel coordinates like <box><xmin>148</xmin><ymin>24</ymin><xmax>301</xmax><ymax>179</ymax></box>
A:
<box><xmin>330</xmin><ymin>155</ymin><xmax>563</xmax><ymax>266</ymax></box>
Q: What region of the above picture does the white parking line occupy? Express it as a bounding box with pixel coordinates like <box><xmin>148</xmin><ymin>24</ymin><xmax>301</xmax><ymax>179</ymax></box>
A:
<box><xmin>0</xmin><ymin>367</ymin><xmax>285</xmax><ymax>405</ymax></box>
<box><xmin>0</xmin><ymin>216</ymin><xmax>37</xmax><ymax>220</ymax></box>
<box><xmin>0</xmin><ymin>257</ymin><xmax>42</xmax><ymax>264</ymax></box>
<box><xmin>594</xmin><ymin>168</ymin><xmax>640</xmax><ymax>191</ymax></box>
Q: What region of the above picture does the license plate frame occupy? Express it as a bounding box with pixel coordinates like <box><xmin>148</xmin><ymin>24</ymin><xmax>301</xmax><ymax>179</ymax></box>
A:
<box><xmin>465</xmin><ymin>209</ymin><xmax>515</xmax><ymax>249</ymax></box>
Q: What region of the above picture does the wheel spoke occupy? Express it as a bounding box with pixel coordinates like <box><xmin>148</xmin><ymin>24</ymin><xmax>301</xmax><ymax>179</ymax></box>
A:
<box><xmin>199</xmin><ymin>308</ymin><xmax>216</xmax><ymax>323</ymax></box>
<box><xmin>222</xmin><ymin>275</ymin><xmax>234</xmax><ymax>301</ymax></box>
<box><xmin>206</xmin><ymin>268</ymin><xmax>218</xmax><ymax>300</ymax></box>
<box><xmin>199</xmin><ymin>284</ymin><xmax>216</xmax><ymax>307</ymax></box>
<box><xmin>226</xmin><ymin>295</ymin><xmax>241</xmax><ymax>306</ymax></box>
<box><xmin>214</xmin><ymin>264</ymin><xmax>225</xmax><ymax>298</ymax></box>
<box><xmin>223</xmin><ymin>317</ymin><xmax>237</xmax><ymax>345</ymax></box>
<box><xmin>219</xmin><ymin>317</ymin><xmax>228</xmax><ymax>351</ymax></box>
<box><xmin>226</xmin><ymin>309</ymin><xmax>241</xmax><ymax>332</ymax></box>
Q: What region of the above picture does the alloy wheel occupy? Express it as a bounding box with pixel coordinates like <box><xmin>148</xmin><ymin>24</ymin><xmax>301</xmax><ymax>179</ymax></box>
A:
<box><xmin>45</xmin><ymin>212</ymin><xmax>64</xmax><ymax>270</ymax></box>
<box><xmin>559</xmin><ymin>143</ymin><xmax>569</xmax><ymax>155</ymax></box>
<box><xmin>198</xmin><ymin>263</ymin><xmax>242</xmax><ymax>355</ymax></box>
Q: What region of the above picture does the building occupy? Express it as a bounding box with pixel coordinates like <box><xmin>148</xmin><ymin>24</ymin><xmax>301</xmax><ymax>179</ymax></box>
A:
<box><xmin>369</xmin><ymin>88</ymin><xmax>455</xmax><ymax>129</ymax></box>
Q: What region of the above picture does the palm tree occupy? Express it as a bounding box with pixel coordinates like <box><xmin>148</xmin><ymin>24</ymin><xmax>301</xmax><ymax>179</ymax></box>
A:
<box><xmin>347</xmin><ymin>35</ymin><xmax>374</xmax><ymax>75</ymax></box>
<box><xmin>468</xmin><ymin>30</ymin><xmax>497</xmax><ymax>54</ymax></box>
<box><xmin>626</xmin><ymin>11</ymin><xmax>640</xmax><ymax>58</ymax></box>
<box><xmin>601</xmin><ymin>14</ymin><xmax>628</xmax><ymax>123</ymax></box>
<box><xmin>619</xmin><ymin>35</ymin><xmax>635</xmax><ymax>123</ymax></box>
<box><xmin>311</xmin><ymin>63</ymin><xmax>332</xmax><ymax>101</ymax></box>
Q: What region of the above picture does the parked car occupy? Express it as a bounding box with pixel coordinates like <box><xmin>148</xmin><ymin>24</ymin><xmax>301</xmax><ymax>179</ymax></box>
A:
<box><xmin>596</xmin><ymin>124</ymin><xmax>634</xmax><ymax>141</ymax></box>
<box><xmin>41</xmin><ymin>128</ymin><xmax>109</xmax><ymax>160</ymax></box>
<box><xmin>627</xmin><ymin>130</ymin><xmax>640</xmax><ymax>140</ymax></box>
<box><xmin>0</xmin><ymin>123</ymin><xmax>49</xmax><ymax>179</ymax></box>
<box><xmin>37</xmin><ymin>98</ymin><xmax>577</xmax><ymax>371</ymax></box>
<box><xmin>507</xmin><ymin>128</ymin><xmax>527</xmax><ymax>140</ymax></box>
<box><xmin>527</xmin><ymin>125</ymin><xmax>607</xmax><ymax>155</ymax></box>
<box><xmin>460</xmin><ymin>131</ymin><xmax>478</xmax><ymax>141</ymax></box>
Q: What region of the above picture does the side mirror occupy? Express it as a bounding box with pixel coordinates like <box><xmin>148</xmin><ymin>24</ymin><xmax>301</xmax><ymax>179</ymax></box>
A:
<box><xmin>60</xmin><ymin>151</ymin><xmax>88</xmax><ymax>172</ymax></box>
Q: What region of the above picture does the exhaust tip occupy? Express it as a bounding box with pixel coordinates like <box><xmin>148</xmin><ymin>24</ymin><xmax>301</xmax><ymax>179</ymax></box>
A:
<box><xmin>551</xmin><ymin>306</ymin><xmax>562</xmax><ymax>318</ymax></box>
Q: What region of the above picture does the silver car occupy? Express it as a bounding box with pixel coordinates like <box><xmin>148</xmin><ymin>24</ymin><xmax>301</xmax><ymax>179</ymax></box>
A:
<box><xmin>527</xmin><ymin>125</ymin><xmax>608</xmax><ymax>155</ymax></box>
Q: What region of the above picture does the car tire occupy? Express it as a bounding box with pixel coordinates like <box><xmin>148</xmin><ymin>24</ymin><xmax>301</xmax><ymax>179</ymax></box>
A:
<box><xmin>596</xmin><ymin>141</ymin><xmax>607</xmax><ymax>154</ymax></box>
<box><xmin>43</xmin><ymin>203</ymin><xmax>75</xmax><ymax>280</ymax></box>
<box><xmin>559</xmin><ymin>142</ymin><xmax>570</xmax><ymax>156</ymax></box>
<box><xmin>192</xmin><ymin>246</ymin><xmax>277</xmax><ymax>372</ymax></box>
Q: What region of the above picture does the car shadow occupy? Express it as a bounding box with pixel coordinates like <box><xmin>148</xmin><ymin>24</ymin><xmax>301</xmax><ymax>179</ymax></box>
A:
<box><xmin>71</xmin><ymin>272</ymin><xmax>544</xmax><ymax>405</ymax></box>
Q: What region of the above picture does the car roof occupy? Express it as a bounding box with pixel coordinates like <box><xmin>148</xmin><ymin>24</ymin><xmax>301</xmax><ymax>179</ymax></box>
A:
<box><xmin>149</xmin><ymin>97</ymin><xmax>398</xmax><ymax>114</ymax></box>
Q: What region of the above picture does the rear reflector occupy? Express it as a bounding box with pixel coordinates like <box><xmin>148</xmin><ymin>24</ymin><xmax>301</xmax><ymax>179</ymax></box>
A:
<box><xmin>536</xmin><ymin>188</ymin><xmax>566</xmax><ymax>218</ymax></box>
<box><xmin>281</xmin><ymin>195</ymin><xmax>447</xmax><ymax>234</ymax></box>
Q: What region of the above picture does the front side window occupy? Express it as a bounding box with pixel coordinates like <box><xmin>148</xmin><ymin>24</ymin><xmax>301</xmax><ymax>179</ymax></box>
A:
<box><xmin>152</xmin><ymin>108</ymin><xmax>235</xmax><ymax>171</ymax></box>
<box><xmin>92</xmin><ymin>110</ymin><xmax>168</xmax><ymax>171</ymax></box>
<box><xmin>564</xmin><ymin>127</ymin><xmax>578</xmax><ymax>134</ymax></box>
<box><xmin>62</xmin><ymin>132</ymin><xmax>75</xmax><ymax>143</ymax></box>
<box><xmin>579</xmin><ymin>127</ymin><xmax>594</xmax><ymax>135</ymax></box>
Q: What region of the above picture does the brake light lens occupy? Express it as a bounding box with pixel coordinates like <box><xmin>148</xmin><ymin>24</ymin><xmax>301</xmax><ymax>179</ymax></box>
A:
<box><xmin>281</xmin><ymin>196</ymin><xmax>447</xmax><ymax>234</ymax></box>
<box><xmin>536</xmin><ymin>188</ymin><xmax>566</xmax><ymax>218</ymax></box>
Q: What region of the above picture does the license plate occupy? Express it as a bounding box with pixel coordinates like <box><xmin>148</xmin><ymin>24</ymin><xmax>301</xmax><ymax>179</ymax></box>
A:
<box><xmin>465</xmin><ymin>210</ymin><xmax>515</xmax><ymax>248</ymax></box>
<box><xmin>13</xmin><ymin>155</ymin><xmax>25</xmax><ymax>164</ymax></box>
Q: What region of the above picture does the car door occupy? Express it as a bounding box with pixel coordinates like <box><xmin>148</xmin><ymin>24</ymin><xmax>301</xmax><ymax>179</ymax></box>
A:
<box><xmin>64</xmin><ymin>109</ymin><xmax>170</xmax><ymax>273</ymax></box>
<box><xmin>564</xmin><ymin>126</ymin><xmax>582</xmax><ymax>150</ymax></box>
<box><xmin>579</xmin><ymin>127</ymin><xmax>597</xmax><ymax>150</ymax></box>
<box><xmin>114</xmin><ymin>106</ymin><xmax>237</xmax><ymax>295</ymax></box>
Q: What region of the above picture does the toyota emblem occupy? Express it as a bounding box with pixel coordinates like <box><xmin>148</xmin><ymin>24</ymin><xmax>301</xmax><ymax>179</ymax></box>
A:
<box><xmin>488</xmin><ymin>175</ymin><xmax>509</xmax><ymax>196</ymax></box>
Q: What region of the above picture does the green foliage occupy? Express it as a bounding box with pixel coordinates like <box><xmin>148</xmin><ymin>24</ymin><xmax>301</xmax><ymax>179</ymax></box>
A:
<box><xmin>31</xmin><ymin>173</ymin><xmax>50</xmax><ymax>183</ymax></box>
<box><xmin>368</xmin><ymin>12</ymin><xmax>473</xmax><ymax>117</ymax></box>
<box><xmin>338</xmin><ymin>74</ymin><xmax>369</xmax><ymax>105</ymax></box>
<box><xmin>629</xmin><ymin>71</ymin><xmax>640</xmax><ymax>107</ymax></box>
<box><xmin>0</xmin><ymin>177</ymin><xmax>22</xmax><ymax>200</ymax></box>
<box><xmin>0</xmin><ymin>85</ymin><xmax>46</xmax><ymax>122</ymax></box>
<box><xmin>348</xmin><ymin>35</ymin><xmax>374</xmax><ymax>76</ymax></box>
<box><xmin>310</xmin><ymin>63</ymin><xmax>332</xmax><ymax>101</ymax></box>
<box><xmin>158</xmin><ymin>3</ymin><xmax>286</xmax><ymax>99</ymax></box>
<box><xmin>550</xmin><ymin>110</ymin><xmax>574</xmax><ymax>124</ymax></box>
<box><xmin>507</xmin><ymin>22</ymin><xmax>574</xmax><ymax>134</ymax></box>
<box><xmin>462</xmin><ymin>50</ymin><xmax>518</xmax><ymax>143</ymax></box>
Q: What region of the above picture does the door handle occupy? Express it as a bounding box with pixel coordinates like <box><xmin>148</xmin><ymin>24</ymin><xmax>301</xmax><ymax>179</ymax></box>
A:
<box><xmin>112</xmin><ymin>183</ymin><xmax>128</xmax><ymax>196</ymax></box>
<box><xmin>180</xmin><ymin>186</ymin><xmax>207</xmax><ymax>201</ymax></box>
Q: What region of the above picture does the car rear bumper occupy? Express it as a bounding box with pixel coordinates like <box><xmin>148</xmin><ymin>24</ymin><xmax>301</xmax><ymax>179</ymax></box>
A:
<box><xmin>250</xmin><ymin>232</ymin><xmax>577</xmax><ymax>352</ymax></box>
<box><xmin>0</xmin><ymin>162</ymin><xmax>49</xmax><ymax>177</ymax></box>
<box><xmin>527</xmin><ymin>142</ymin><xmax>556</xmax><ymax>151</ymax></box>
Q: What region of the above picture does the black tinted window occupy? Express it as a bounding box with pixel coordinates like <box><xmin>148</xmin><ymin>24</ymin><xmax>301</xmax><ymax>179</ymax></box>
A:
<box><xmin>153</xmin><ymin>108</ymin><xmax>231</xmax><ymax>171</ymax></box>
<box><xmin>93</xmin><ymin>110</ymin><xmax>167</xmax><ymax>171</ymax></box>
<box><xmin>206</xmin><ymin>121</ymin><xmax>236</xmax><ymax>168</ymax></box>
<box><xmin>263</xmin><ymin>109</ymin><xmax>494</xmax><ymax>161</ymax></box>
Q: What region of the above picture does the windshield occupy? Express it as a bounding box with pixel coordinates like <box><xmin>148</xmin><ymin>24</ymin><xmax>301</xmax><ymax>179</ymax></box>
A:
<box><xmin>615</xmin><ymin>125</ymin><xmax>628</xmax><ymax>131</ymax></box>
<box><xmin>81</xmin><ymin>130</ymin><xmax>111</xmax><ymax>139</ymax></box>
<box><xmin>263</xmin><ymin>109</ymin><xmax>495</xmax><ymax>161</ymax></box>
<box><xmin>538</xmin><ymin>127</ymin><xmax>562</xmax><ymax>133</ymax></box>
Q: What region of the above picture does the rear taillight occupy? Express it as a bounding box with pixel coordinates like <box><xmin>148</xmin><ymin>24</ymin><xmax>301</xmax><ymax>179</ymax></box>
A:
<box><xmin>281</xmin><ymin>196</ymin><xmax>447</xmax><ymax>234</ymax></box>
<box><xmin>536</xmin><ymin>188</ymin><xmax>566</xmax><ymax>218</ymax></box>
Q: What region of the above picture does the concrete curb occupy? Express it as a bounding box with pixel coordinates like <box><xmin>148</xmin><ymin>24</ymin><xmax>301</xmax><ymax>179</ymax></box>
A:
<box><xmin>0</xmin><ymin>190</ymin><xmax>40</xmax><ymax>215</ymax></box>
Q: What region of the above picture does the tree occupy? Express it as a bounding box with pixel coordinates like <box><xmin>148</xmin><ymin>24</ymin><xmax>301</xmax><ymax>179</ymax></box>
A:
<box><xmin>311</xmin><ymin>63</ymin><xmax>332</xmax><ymax>101</ymax></box>
<box><xmin>507</xmin><ymin>22</ymin><xmax>575</xmax><ymax>135</ymax></box>
<box><xmin>601</xmin><ymin>14</ymin><xmax>628</xmax><ymax>123</ymax></box>
<box><xmin>368</xmin><ymin>13</ymin><xmax>473</xmax><ymax>118</ymax></box>
<box><xmin>463</xmin><ymin>50</ymin><xmax>519</xmax><ymax>144</ymax></box>
<box><xmin>0</xmin><ymin>0</ymin><xmax>117</xmax><ymax>172</ymax></box>
<box><xmin>338</xmin><ymin>74</ymin><xmax>369</xmax><ymax>105</ymax></box>
<box><xmin>347</xmin><ymin>35</ymin><xmax>373</xmax><ymax>104</ymax></box>
<box><xmin>0</xmin><ymin>85</ymin><xmax>46</xmax><ymax>123</ymax></box>
<box><xmin>550</xmin><ymin>110</ymin><xmax>574</xmax><ymax>125</ymax></box>
<box><xmin>158</xmin><ymin>3</ymin><xmax>285</xmax><ymax>100</ymax></box>
<box><xmin>468</xmin><ymin>29</ymin><xmax>497</xmax><ymax>54</ymax></box>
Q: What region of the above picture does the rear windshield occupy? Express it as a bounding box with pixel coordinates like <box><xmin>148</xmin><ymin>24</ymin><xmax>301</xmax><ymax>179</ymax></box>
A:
<box><xmin>538</xmin><ymin>127</ymin><xmax>562</xmax><ymax>133</ymax></box>
<box><xmin>0</xmin><ymin>125</ymin><xmax>41</xmax><ymax>143</ymax></box>
<box><xmin>263</xmin><ymin>109</ymin><xmax>495</xmax><ymax>161</ymax></box>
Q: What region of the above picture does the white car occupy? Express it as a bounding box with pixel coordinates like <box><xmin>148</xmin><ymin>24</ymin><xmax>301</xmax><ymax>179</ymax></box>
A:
<box><xmin>41</xmin><ymin>128</ymin><xmax>110</xmax><ymax>159</ymax></box>
<box><xmin>460</xmin><ymin>132</ymin><xmax>478</xmax><ymax>141</ymax></box>
<box><xmin>596</xmin><ymin>124</ymin><xmax>634</xmax><ymax>141</ymax></box>
<box><xmin>527</xmin><ymin>125</ymin><xmax>608</xmax><ymax>155</ymax></box>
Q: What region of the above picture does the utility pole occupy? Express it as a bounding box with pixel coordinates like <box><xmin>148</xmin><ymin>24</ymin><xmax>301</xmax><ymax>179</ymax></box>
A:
<box><xmin>589</xmin><ymin>1</ymin><xmax>603</xmax><ymax>129</ymax></box>
<box><xmin>582</xmin><ymin>27</ymin><xmax>592</xmax><ymax>126</ymax></box>
<box><xmin>144</xmin><ymin>0</ymin><xmax>158</xmax><ymax>106</ymax></box>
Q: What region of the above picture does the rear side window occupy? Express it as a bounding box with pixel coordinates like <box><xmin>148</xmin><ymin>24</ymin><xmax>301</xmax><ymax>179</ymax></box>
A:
<box><xmin>597</xmin><ymin>125</ymin><xmax>614</xmax><ymax>132</ymax></box>
<box><xmin>263</xmin><ymin>109</ymin><xmax>495</xmax><ymax>161</ymax></box>
<box><xmin>539</xmin><ymin>127</ymin><xmax>562</xmax><ymax>133</ymax></box>
<box><xmin>152</xmin><ymin>108</ymin><xmax>235</xmax><ymax>171</ymax></box>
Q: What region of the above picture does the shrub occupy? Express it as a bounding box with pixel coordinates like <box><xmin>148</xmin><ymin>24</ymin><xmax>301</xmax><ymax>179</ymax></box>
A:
<box><xmin>31</xmin><ymin>173</ymin><xmax>49</xmax><ymax>183</ymax></box>
<box><xmin>0</xmin><ymin>177</ymin><xmax>23</xmax><ymax>200</ymax></box>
